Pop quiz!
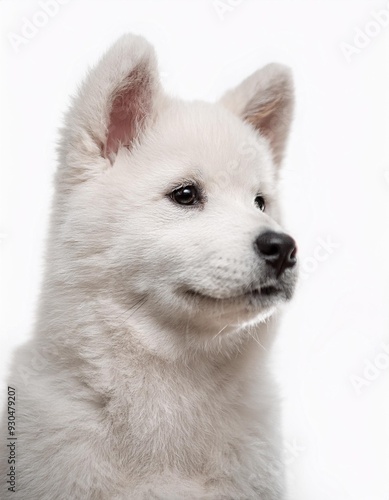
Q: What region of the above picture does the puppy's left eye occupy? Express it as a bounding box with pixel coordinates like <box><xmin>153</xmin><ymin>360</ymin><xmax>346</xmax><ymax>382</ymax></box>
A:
<box><xmin>255</xmin><ymin>195</ymin><xmax>266</xmax><ymax>212</ymax></box>
<box><xmin>170</xmin><ymin>185</ymin><xmax>200</xmax><ymax>206</ymax></box>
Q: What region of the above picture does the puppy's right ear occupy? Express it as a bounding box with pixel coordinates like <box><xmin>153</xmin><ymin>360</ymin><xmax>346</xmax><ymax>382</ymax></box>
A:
<box><xmin>58</xmin><ymin>34</ymin><xmax>161</xmax><ymax>187</ymax></box>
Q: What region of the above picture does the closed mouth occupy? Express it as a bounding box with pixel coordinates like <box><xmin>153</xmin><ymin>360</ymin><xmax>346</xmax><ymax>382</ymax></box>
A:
<box><xmin>184</xmin><ymin>284</ymin><xmax>282</xmax><ymax>302</ymax></box>
<box><xmin>252</xmin><ymin>285</ymin><xmax>280</xmax><ymax>297</ymax></box>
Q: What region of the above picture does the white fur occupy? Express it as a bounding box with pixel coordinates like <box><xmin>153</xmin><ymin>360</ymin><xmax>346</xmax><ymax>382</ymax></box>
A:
<box><xmin>1</xmin><ymin>35</ymin><xmax>297</xmax><ymax>499</ymax></box>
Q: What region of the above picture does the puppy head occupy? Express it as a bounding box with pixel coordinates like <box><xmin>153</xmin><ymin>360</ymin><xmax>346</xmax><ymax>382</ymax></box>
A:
<box><xmin>56</xmin><ymin>35</ymin><xmax>297</xmax><ymax>342</ymax></box>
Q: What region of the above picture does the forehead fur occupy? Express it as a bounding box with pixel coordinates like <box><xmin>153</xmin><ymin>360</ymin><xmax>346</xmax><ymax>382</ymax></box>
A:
<box><xmin>114</xmin><ymin>99</ymin><xmax>276</xmax><ymax>195</ymax></box>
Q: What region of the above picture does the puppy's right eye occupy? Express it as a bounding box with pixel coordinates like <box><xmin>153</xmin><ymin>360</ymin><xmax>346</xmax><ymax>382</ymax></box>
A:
<box><xmin>255</xmin><ymin>195</ymin><xmax>266</xmax><ymax>212</ymax></box>
<box><xmin>170</xmin><ymin>185</ymin><xmax>200</xmax><ymax>206</ymax></box>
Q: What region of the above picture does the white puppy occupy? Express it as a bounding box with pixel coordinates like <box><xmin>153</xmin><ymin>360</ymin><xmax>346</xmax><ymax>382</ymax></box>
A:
<box><xmin>1</xmin><ymin>35</ymin><xmax>298</xmax><ymax>499</ymax></box>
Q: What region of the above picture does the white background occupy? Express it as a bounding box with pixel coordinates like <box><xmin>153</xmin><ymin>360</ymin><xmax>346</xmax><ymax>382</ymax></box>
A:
<box><xmin>1</xmin><ymin>1</ymin><xmax>389</xmax><ymax>499</ymax></box>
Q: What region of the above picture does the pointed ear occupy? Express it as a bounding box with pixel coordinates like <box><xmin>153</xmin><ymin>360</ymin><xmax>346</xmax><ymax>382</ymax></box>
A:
<box><xmin>219</xmin><ymin>64</ymin><xmax>294</xmax><ymax>166</ymax></box>
<box><xmin>58</xmin><ymin>34</ymin><xmax>161</xmax><ymax>186</ymax></box>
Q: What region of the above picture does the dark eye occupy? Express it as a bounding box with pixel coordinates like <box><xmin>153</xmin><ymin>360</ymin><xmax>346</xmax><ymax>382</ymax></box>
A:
<box><xmin>255</xmin><ymin>195</ymin><xmax>266</xmax><ymax>212</ymax></box>
<box><xmin>171</xmin><ymin>185</ymin><xmax>200</xmax><ymax>206</ymax></box>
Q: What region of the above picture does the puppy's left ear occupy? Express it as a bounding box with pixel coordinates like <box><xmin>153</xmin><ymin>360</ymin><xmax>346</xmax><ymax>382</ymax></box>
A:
<box><xmin>219</xmin><ymin>64</ymin><xmax>294</xmax><ymax>166</ymax></box>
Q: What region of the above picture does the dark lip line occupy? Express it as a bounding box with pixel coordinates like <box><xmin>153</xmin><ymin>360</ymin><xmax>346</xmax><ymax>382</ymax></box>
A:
<box><xmin>184</xmin><ymin>285</ymin><xmax>282</xmax><ymax>302</ymax></box>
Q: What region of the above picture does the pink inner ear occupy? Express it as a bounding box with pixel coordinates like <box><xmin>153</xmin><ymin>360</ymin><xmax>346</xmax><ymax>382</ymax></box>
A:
<box><xmin>105</xmin><ymin>90</ymin><xmax>138</xmax><ymax>158</ymax></box>
<box><xmin>104</xmin><ymin>67</ymin><xmax>152</xmax><ymax>160</ymax></box>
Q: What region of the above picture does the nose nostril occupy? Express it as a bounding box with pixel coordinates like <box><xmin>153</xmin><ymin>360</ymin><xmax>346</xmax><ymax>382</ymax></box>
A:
<box><xmin>289</xmin><ymin>247</ymin><xmax>297</xmax><ymax>261</ymax></box>
<box><xmin>263</xmin><ymin>244</ymin><xmax>281</xmax><ymax>257</ymax></box>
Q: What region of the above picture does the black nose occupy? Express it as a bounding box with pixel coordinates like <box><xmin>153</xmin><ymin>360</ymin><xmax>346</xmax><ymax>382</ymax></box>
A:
<box><xmin>255</xmin><ymin>231</ymin><xmax>297</xmax><ymax>277</ymax></box>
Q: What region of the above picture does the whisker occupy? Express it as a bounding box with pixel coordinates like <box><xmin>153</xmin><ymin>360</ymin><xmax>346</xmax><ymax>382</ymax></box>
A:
<box><xmin>115</xmin><ymin>295</ymin><xmax>148</xmax><ymax>329</ymax></box>
<box><xmin>212</xmin><ymin>324</ymin><xmax>229</xmax><ymax>340</ymax></box>
<box><xmin>245</xmin><ymin>326</ymin><xmax>268</xmax><ymax>352</ymax></box>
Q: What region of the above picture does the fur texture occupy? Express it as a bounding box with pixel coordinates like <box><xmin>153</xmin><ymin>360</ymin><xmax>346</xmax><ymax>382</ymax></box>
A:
<box><xmin>1</xmin><ymin>35</ymin><xmax>297</xmax><ymax>499</ymax></box>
